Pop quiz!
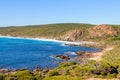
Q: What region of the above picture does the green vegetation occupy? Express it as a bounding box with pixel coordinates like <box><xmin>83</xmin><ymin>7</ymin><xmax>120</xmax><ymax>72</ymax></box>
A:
<box><xmin>48</xmin><ymin>70</ymin><xmax>59</xmax><ymax>77</ymax></box>
<box><xmin>0</xmin><ymin>23</ymin><xmax>120</xmax><ymax>80</ymax></box>
<box><xmin>44</xmin><ymin>76</ymin><xmax>82</xmax><ymax>80</ymax></box>
<box><xmin>0</xmin><ymin>70</ymin><xmax>41</xmax><ymax>80</ymax></box>
<box><xmin>0</xmin><ymin>23</ymin><xmax>93</xmax><ymax>38</ymax></box>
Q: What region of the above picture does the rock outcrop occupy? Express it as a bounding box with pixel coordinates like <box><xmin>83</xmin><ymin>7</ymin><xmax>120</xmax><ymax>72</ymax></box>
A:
<box><xmin>75</xmin><ymin>51</ymin><xmax>86</xmax><ymax>56</ymax></box>
<box><xmin>89</xmin><ymin>24</ymin><xmax>117</xmax><ymax>38</ymax></box>
<box><xmin>59</xmin><ymin>29</ymin><xmax>84</xmax><ymax>41</ymax></box>
<box><xmin>56</xmin><ymin>24</ymin><xmax>117</xmax><ymax>41</ymax></box>
<box><xmin>53</xmin><ymin>55</ymin><xmax>70</xmax><ymax>60</ymax></box>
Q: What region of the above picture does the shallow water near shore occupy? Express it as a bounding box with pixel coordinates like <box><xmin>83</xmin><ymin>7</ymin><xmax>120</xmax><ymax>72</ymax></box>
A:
<box><xmin>0</xmin><ymin>36</ymin><xmax>100</xmax><ymax>70</ymax></box>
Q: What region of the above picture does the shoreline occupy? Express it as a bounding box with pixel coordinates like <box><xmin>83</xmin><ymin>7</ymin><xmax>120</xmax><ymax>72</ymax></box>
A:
<box><xmin>0</xmin><ymin>46</ymin><xmax>112</xmax><ymax>75</ymax></box>
<box><xmin>0</xmin><ymin>35</ymin><xmax>95</xmax><ymax>46</ymax></box>
<box><xmin>89</xmin><ymin>47</ymin><xmax>114</xmax><ymax>61</ymax></box>
<box><xmin>0</xmin><ymin>35</ymin><xmax>107</xmax><ymax>75</ymax></box>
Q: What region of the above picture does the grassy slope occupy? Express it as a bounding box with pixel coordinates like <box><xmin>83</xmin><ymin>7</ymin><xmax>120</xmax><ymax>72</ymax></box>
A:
<box><xmin>0</xmin><ymin>23</ymin><xmax>93</xmax><ymax>38</ymax></box>
<box><xmin>0</xmin><ymin>23</ymin><xmax>120</xmax><ymax>80</ymax></box>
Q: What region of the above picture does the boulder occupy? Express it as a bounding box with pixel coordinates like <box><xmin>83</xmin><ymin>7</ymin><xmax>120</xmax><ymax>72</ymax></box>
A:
<box><xmin>75</xmin><ymin>51</ymin><xmax>86</xmax><ymax>56</ymax></box>
<box><xmin>54</xmin><ymin>55</ymin><xmax>70</xmax><ymax>60</ymax></box>
<box><xmin>33</xmin><ymin>67</ymin><xmax>42</xmax><ymax>74</ymax></box>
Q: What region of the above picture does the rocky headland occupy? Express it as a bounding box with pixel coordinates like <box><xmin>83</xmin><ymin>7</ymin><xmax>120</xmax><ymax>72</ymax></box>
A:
<box><xmin>0</xmin><ymin>24</ymin><xmax>119</xmax><ymax>80</ymax></box>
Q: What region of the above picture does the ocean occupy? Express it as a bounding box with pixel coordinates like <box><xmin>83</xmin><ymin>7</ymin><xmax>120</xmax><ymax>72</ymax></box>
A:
<box><xmin>0</xmin><ymin>36</ymin><xmax>99</xmax><ymax>70</ymax></box>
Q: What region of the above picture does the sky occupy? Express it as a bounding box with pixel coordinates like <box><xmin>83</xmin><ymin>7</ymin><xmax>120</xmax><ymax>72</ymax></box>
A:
<box><xmin>0</xmin><ymin>0</ymin><xmax>120</xmax><ymax>27</ymax></box>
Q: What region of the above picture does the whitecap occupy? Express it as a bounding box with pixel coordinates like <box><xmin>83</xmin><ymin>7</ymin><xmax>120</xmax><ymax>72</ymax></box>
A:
<box><xmin>65</xmin><ymin>52</ymin><xmax>76</xmax><ymax>55</ymax></box>
<box><xmin>61</xmin><ymin>43</ymin><xmax>67</xmax><ymax>46</ymax></box>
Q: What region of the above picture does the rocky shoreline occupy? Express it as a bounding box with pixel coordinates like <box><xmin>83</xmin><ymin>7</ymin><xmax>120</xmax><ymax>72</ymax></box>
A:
<box><xmin>0</xmin><ymin>24</ymin><xmax>118</xmax><ymax>79</ymax></box>
<box><xmin>0</xmin><ymin>35</ymin><xmax>105</xmax><ymax>80</ymax></box>
<box><xmin>0</xmin><ymin>49</ymin><xmax>102</xmax><ymax>75</ymax></box>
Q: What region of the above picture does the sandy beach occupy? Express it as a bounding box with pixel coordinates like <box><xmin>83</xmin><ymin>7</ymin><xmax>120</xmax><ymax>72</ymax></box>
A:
<box><xmin>89</xmin><ymin>47</ymin><xmax>114</xmax><ymax>61</ymax></box>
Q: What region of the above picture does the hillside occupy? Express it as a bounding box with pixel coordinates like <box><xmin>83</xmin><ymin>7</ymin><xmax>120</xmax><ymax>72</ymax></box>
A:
<box><xmin>0</xmin><ymin>23</ymin><xmax>93</xmax><ymax>38</ymax></box>
<box><xmin>0</xmin><ymin>23</ymin><xmax>120</xmax><ymax>41</ymax></box>
<box><xmin>0</xmin><ymin>23</ymin><xmax>120</xmax><ymax>80</ymax></box>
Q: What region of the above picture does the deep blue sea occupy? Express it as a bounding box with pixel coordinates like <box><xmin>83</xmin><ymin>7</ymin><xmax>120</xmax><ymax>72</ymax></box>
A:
<box><xmin>0</xmin><ymin>36</ymin><xmax>99</xmax><ymax>70</ymax></box>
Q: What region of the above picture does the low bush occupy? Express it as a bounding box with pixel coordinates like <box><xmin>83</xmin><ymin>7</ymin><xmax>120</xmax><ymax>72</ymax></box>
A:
<box><xmin>48</xmin><ymin>70</ymin><xmax>59</xmax><ymax>77</ymax></box>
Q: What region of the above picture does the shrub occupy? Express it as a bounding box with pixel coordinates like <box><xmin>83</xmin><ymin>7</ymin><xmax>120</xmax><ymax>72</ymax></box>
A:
<box><xmin>107</xmin><ymin>73</ymin><xmax>117</xmax><ymax>78</ymax></box>
<box><xmin>48</xmin><ymin>70</ymin><xmax>59</xmax><ymax>77</ymax></box>
<box><xmin>68</xmin><ymin>61</ymin><xmax>77</xmax><ymax>65</ymax></box>
<box><xmin>13</xmin><ymin>70</ymin><xmax>36</xmax><ymax>80</ymax></box>
<box><xmin>44</xmin><ymin>76</ymin><xmax>82</xmax><ymax>80</ymax></box>
<box><xmin>0</xmin><ymin>75</ymin><xmax>5</xmax><ymax>80</ymax></box>
<box><xmin>57</xmin><ymin>63</ymin><xmax>69</xmax><ymax>69</ymax></box>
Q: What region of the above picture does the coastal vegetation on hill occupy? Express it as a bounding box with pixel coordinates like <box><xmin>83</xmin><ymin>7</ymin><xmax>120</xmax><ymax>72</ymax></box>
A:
<box><xmin>0</xmin><ymin>23</ymin><xmax>93</xmax><ymax>38</ymax></box>
<box><xmin>0</xmin><ymin>23</ymin><xmax>120</xmax><ymax>80</ymax></box>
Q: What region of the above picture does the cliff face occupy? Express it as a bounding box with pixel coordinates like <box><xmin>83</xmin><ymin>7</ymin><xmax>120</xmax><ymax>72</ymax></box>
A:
<box><xmin>89</xmin><ymin>24</ymin><xmax>117</xmax><ymax>38</ymax></box>
<box><xmin>58</xmin><ymin>29</ymin><xmax>84</xmax><ymax>41</ymax></box>
<box><xmin>58</xmin><ymin>24</ymin><xmax>117</xmax><ymax>41</ymax></box>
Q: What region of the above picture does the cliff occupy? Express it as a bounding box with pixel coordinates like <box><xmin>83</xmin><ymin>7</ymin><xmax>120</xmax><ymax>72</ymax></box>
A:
<box><xmin>57</xmin><ymin>24</ymin><xmax>117</xmax><ymax>41</ymax></box>
<box><xmin>89</xmin><ymin>24</ymin><xmax>117</xmax><ymax>38</ymax></box>
<box><xmin>58</xmin><ymin>29</ymin><xmax>84</xmax><ymax>41</ymax></box>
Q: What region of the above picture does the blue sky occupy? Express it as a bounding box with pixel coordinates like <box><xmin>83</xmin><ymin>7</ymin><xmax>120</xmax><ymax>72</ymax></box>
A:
<box><xmin>0</xmin><ymin>0</ymin><xmax>120</xmax><ymax>27</ymax></box>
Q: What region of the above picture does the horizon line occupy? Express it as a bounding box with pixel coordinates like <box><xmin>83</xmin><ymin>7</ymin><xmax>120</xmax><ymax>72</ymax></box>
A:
<box><xmin>0</xmin><ymin>22</ymin><xmax>120</xmax><ymax>27</ymax></box>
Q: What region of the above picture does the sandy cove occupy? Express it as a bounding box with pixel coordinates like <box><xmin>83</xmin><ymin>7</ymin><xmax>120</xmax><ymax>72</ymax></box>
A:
<box><xmin>89</xmin><ymin>47</ymin><xmax>114</xmax><ymax>61</ymax></box>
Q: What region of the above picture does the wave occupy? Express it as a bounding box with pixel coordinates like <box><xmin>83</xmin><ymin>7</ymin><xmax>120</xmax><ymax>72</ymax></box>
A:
<box><xmin>65</xmin><ymin>52</ymin><xmax>77</xmax><ymax>55</ymax></box>
<box><xmin>61</xmin><ymin>43</ymin><xmax>67</xmax><ymax>46</ymax></box>
<box><xmin>49</xmin><ymin>56</ymin><xmax>55</xmax><ymax>58</ymax></box>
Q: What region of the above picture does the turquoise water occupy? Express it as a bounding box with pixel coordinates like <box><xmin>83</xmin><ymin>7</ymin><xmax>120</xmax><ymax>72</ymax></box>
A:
<box><xmin>0</xmin><ymin>36</ymin><xmax>99</xmax><ymax>70</ymax></box>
